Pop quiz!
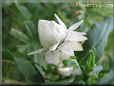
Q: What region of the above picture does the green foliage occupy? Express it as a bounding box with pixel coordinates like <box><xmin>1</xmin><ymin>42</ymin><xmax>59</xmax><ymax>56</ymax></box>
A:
<box><xmin>80</xmin><ymin>50</ymin><xmax>103</xmax><ymax>84</ymax></box>
<box><xmin>10</xmin><ymin>28</ymin><xmax>29</xmax><ymax>43</ymax></box>
<box><xmin>2</xmin><ymin>0</ymin><xmax>113</xmax><ymax>85</ymax></box>
<box><xmin>70</xmin><ymin>56</ymin><xmax>77</xmax><ymax>59</ymax></box>
<box><xmin>47</xmin><ymin>64</ymin><xmax>57</xmax><ymax>73</ymax></box>
<box><xmin>7</xmin><ymin>51</ymin><xmax>36</xmax><ymax>83</ymax></box>
<box><xmin>14</xmin><ymin>1</ymin><xmax>32</xmax><ymax>20</ymax></box>
<box><xmin>98</xmin><ymin>70</ymin><xmax>114</xmax><ymax>84</ymax></box>
<box><xmin>63</xmin><ymin>59</ymin><xmax>78</xmax><ymax>67</ymax></box>
<box><xmin>14</xmin><ymin>57</ymin><xmax>36</xmax><ymax>83</ymax></box>
<box><xmin>77</xmin><ymin>17</ymin><xmax>113</xmax><ymax>64</ymax></box>
<box><xmin>86</xmin><ymin>49</ymin><xmax>95</xmax><ymax>69</ymax></box>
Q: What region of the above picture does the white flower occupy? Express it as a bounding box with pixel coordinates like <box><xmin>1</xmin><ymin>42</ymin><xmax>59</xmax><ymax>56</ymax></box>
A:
<box><xmin>28</xmin><ymin>14</ymin><xmax>87</xmax><ymax>55</ymax></box>
<box><xmin>45</xmin><ymin>41</ymin><xmax>83</xmax><ymax>65</ymax></box>
<box><xmin>28</xmin><ymin>13</ymin><xmax>87</xmax><ymax>77</ymax></box>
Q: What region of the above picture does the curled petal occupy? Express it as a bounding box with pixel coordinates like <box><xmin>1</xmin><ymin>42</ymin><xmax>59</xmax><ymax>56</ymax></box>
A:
<box><xmin>65</xmin><ymin>31</ymin><xmax>87</xmax><ymax>42</ymax></box>
<box><xmin>38</xmin><ymin>20</ymin><xmax>67</xmax><ymax>49</ymax></box>
<box><xmin>68</xmin><ymin>20</ymin><xmax>84</xmax><ymax>31</ymax></box>
<box><xmin>58</xmin><ymin>41</ymin><xmax>83</xmax><ymax>56</ymax></box>
<box><xmin>38</xmin><ymin>20</ymin><xmax>57</xmax><ymax>48</ymax></box>
<box><xmin>58</xmin><ymin>63</ymin><xmax>73</xmax><ymax>76</ymax></box>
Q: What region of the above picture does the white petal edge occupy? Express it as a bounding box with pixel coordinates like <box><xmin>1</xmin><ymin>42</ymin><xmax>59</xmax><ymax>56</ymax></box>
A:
<box><xmin>49</xmin><ymin>42</ymin><xmax>60</xmax><ymax>51</ymax></box>
<box><xmin>58</xmin><ymin>66</ymin><xmax>73</xmax><ymax>76</ymax></box>
<box><xmin>54</xmin><ymin>13</ymin><xmax>67</xmax><ymax>29</ymax></box>
<box><xmin>68</xmin><ymin>20</ymin><xmax>84</xmax><ymax>31</ymax></box>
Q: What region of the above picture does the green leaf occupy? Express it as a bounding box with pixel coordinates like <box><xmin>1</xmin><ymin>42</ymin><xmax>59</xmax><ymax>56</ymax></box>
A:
<box><xmin>86</xmin><ymin>48</ymin><xmax>95</xmax><ymax>69</ymax></box>
<box><xmin>98</xmin><ymin>70</ymin><xmax>113</xmax><ymax>84</ymax></box>
<box><xmin>17</xmin><ymin>44</ymin><xmax>30</xmax><ymax>53</ymax></box>
<box><xmin>87</xmin><ymin>75</ymin><xmax>98</xmax><ymax>84</ymax></box>
<box><xmin>33</xmin><ymin>54</ymin><xmax>47</xmax><ymax>77</ymax></box>
<box><xmin>78</xmin><ymin>17</ymin><xmax>113</xmax><ymax>63</ymax></box>
<box><xmin>70</xmin><ymin>56</ymin><xmax>77</xmax><ymax>59</ymax></box>
<box><xmin>10</xmin><ymin>28</ymin><xmax>29</xmax><ymax>43</ymax></box>
<box><xmin>24</xmin><ymin>21</ymin><xmax>34</xmax><ymax>39</ymax></box>
<box><xmin>47</xmin><ymin>64</ymin><xmax>57</xmax><ymax>73</ymax></box>
<box><xmin>92</xmin><ymin>65</ymin><xmax>103</xmax><ymax>73</ymax></box>
<box><xmin>45</xmin><ymin>73</ymin><xmax>60</xmax><ymax>82</ymax></box>
<box><xmin>45</xmin><ymin>76</ymin><xmax>75</xmax><ymax>85</ymax></box>
<box><xmin>24</xmin><ymin>21</ymin><xmax>39</xmax><ymax>40</ymax></box>
<box><xmin>8</xmin><ymin>51</ymin><xmax>37</xmax><ymax>83</ymax></box>
<box><xmin>57</xmin><ymin>76</ymin><xmax>75</xmax><ymax>85</ymax></box>
<box><xmin>3</xmin><ymin>0</ymin><xmax>14</xmax><ymax>6</ymax></box>
<box><xmin>89</xmin><ymin>65</ymin><xmax>103</xmax><ymax>76</ymax></box>
<box><xmin>63</xmin><ymin>59</ymin><xmax>78</xmax><ymax>67</ymax></box>
<box><xmin>14</xmin><ymin>57</ymin><xmax>36</xmax><ymax>83</ymax></box>
<box><xmin>14</xmin><ymin>1</ymin><xmax>32</xmax><ymax>20</ymax></box>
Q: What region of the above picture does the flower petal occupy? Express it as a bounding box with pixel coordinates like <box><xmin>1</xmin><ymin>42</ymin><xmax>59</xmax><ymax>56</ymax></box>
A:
<box><xmin>45</xmin><ymin>50</ymin><xmax>60</xmax><ymax>65</ymax></box>
<box><xmin>58</xmin><ymin>64</ymin><xmax>73</xmax><ymax>76</ymax></box>
<box><xmin>58</xmin><ymin>41</ymin><xmax>83</xmax><ymax>56</ymax></box>
<box><xmin>65</xmin><ymin>31</ymin><xmax>87</xmax><ymax>42</ymax></box>
<box><xmin>54</xmin><ymin>13</ymin><xmax>67</xmax><ymax>29</ymax></box>
<box><xmin>60</xmin><ymin>51</ymin><xmax>71</xmax><ymax>60</ymax></box>
<box><xmin>68</xmin><ymin>20</ymin><xmax>84</xmax><ymax>31</ymax></box>
<box><xmin>38</xmin><ymin>20</ymin><xmax>57</xmax><ymax>48</ymax></box>
<box><xmin>38</xmin><ymin>20</ymin><xmax>67</xmax><ymax>49</ymax></box>
<box><xmin>49</xmin><ymin>42</ymin><xmax>60</xmax><ymax>51</ymax></box>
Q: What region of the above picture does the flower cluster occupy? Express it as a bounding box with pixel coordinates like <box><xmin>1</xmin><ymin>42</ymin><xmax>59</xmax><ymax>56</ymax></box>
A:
<box><xmin>28</xmin><ymin>14</ymin><xmax>87</xmax><ymax>76</ymax></box>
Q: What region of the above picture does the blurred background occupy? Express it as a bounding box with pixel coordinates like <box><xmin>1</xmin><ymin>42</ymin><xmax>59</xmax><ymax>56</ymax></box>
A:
<box><xmin>2</xmin><ymin>0</ymin><xmax>113</xmax><ymax>84</ymax></box>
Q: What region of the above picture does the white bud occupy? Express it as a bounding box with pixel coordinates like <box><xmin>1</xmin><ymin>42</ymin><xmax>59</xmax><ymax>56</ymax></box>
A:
<box><xmin>38</xmin><ymin>20</ymin><xmax>67</xmax><ymax>49</ymax></box>
<box><xmin>58</xmin><ymin>63</ymin><xmax>73</xmax><ymax>76</ymax></box>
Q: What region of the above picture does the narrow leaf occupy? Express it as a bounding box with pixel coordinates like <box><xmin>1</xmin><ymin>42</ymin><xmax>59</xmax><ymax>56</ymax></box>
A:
<box><xmin>63</xmin><ymin>59</ymin><xmax>78</xmax><ymax>67</ymax></box>
<box><xmin>98</xmin><ymin>70</ymin><xmax>113</xmax><ymax>84</ymax></box>
<box><xmin>14</xmin><ymin>57</ymin><xmax>36</xmax><ymax>83</ymax></box>
<box><xmin>86</xmin><ymin>48</ymin><xmax>95</xmax><ymax>69</ymax></box>
<box><xmin>10</xmin><ymin>28</ymin><xmax>29</xmax><ymax>43</ymax></box>
<box><xmin>14</xmin><ymin>1</ymin><xmax>32</xmax><ymax>20</ymax></box>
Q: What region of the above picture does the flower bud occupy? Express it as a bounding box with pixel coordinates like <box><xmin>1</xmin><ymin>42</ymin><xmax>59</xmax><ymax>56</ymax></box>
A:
<box><xmin>38</xmin><ymin>20</ymin><xmax>67</xmax><ymax>49</ymax></box>
<box><xmin>58</xmin><ymin>63</ymin><xmax>73</xmax><ymax>76</ymax></box>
